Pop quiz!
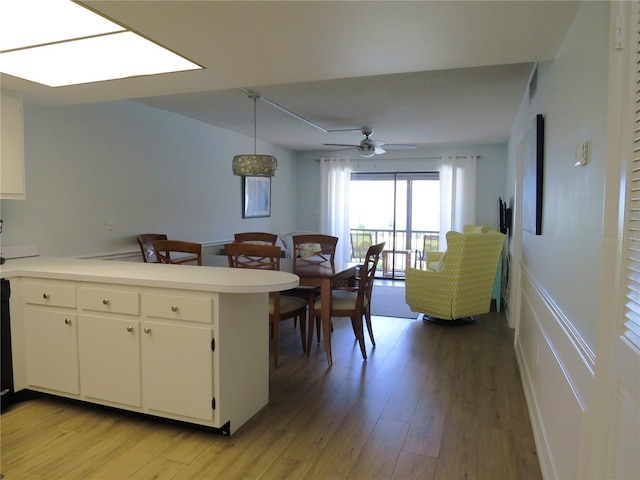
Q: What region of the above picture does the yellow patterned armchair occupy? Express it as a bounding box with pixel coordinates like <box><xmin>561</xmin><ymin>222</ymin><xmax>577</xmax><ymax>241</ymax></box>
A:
<box><xmin>405</xmin><ymin>230</ymin><xmax>505</xmax><ymax>321</ymax></box>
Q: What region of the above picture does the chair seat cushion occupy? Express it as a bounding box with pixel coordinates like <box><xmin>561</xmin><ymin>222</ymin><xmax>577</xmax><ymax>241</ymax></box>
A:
<box><xmin>270</xmin><ymin>294</ymin><xmax>308</xmax><ymax>315</ymax></box>
<box><xmin>314</xmin><ymin>289</ymin><xmax>369</xmax><ymax>311</ymax></box>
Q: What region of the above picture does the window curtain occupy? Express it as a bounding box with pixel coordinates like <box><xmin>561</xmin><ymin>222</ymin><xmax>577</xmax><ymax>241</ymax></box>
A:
<box><xmin>320</xmin><ymin>158</ymin><xmax>351</xmax><ymax>264</ymax></box>
<box><xmin>439</xmin><ymin>155</ymin><xmax>477</xmax><ymax>249</ymax></box>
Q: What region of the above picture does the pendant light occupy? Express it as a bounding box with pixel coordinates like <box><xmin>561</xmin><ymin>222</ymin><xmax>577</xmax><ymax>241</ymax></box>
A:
<box><xmin>232</xmin><ymin>94</ymin><xmax>277</xmax><ymax>176</ymax></box>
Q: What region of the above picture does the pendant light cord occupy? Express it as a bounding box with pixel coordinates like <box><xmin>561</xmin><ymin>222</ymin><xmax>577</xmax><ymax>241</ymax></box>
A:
<box><xmin>253</xmin><ymin>95</ymin><xmax>257</xmax><ymax>155</ymax></box>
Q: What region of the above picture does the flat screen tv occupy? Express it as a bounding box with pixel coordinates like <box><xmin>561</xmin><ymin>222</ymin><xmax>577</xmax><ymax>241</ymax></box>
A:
<box><xmin>498</xmin><ymin>197</ymin><xmax>512</xmax><ymax>234</ymax></box>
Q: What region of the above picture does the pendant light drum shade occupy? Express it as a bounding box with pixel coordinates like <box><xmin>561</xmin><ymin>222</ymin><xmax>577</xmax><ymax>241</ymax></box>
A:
<box><xmin>232</xmin><ymin>154</ymin><xmax>277</xmax><ymax>176</ymax></box>
<box><xmin>232</xmin><ymin>93</ymin><xmax>277</xmax><ymax>176</ymax></box>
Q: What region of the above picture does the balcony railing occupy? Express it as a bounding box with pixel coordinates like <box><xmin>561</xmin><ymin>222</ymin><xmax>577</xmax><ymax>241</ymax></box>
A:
<box><xmin>350</xmin><ymin>228</ymin><xmax>440</xmax><ymax>277</ymax></box>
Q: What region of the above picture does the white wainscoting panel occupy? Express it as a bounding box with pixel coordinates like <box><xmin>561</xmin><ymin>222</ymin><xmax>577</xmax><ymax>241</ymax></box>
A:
<box><xmin>515</xmin><ymin>267</ymin><xmax>596</xmax><ymax>480</ymax></box>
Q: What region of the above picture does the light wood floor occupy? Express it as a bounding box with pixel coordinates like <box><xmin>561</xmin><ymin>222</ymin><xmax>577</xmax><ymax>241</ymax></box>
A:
<box><xmin>1</xmin><ymin>311</ymin><xmax>541</xmax><ymax>480</ymax></box>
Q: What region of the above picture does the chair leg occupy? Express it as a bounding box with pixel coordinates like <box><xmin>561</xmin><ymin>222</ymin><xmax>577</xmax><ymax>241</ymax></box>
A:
<box><xmin>298</xmin><ymin>312</ymin><xmax>307</xmax><ymax>354</ymax></box>
<box><xmin>306</xmin><ymin>309</ymin><xmax>315</xmax><ymax>357</ymax></box>
<box><xmin>272</xmin><ymin>319</ymin><xmax>280</xmax><ymax>368</ymax></box>
<box><xmin>364</xmin><ymin>309</ymin><xmax>375</xmax><ymax>347</ymax></box>
<box><xmin>351</xmin><ymin>315</ymin><xmax>367</xmax><ymax>360</ymax></box>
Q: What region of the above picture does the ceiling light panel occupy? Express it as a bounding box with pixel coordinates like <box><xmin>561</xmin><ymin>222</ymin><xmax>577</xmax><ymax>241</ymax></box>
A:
<box><xmin>0</xmin><ymin>0</ymin><xmax>202</xmax><ymax>87</ymax></box>
<box><xmin>0</xmin><ymin>0</ymin><xmax>125</xmax><ymax>52</ymax></box>
<box><xmin>0</xmin><ymin>32</ymin><xmax>202</xmax><ymax>87</ymax></box>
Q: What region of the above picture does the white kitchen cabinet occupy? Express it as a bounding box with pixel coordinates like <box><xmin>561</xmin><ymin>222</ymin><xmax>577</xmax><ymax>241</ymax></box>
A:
<box><xmin>78</xmin><ymin>315</ymin><xmax>141</xmax><ymax>407</ymax></box>
<box><xmin>141</xmin><ymin>290</ymin><xmax>214</xmax><ymax>421</ymax></box>
<box><xmin>0</xmin><ymin>92</ymin><xmax>26</xmax><ymax>200</ymax></box>
<box><xmin>6</xmin><ymin>258</ymin><xmax>297</xmax><ymax>434</ymax></box>
<box><xmin>24</xmin><ymin>308</ymin><xmax>79</xmax><ymax>395</ymax></box>
<box><xmin>77</xmin><ymin>286</ymin><xmax>142</xmax><ymax>407</ymax></box>
<box><xmin>142</xmin><ymin>321</ymin><xmax>214</xmax><ymax>420</ymax></box>
<box><xmin>23</xmin><ymin>280</ymin><xmax>79</xmax><ymax>394</ymax></box>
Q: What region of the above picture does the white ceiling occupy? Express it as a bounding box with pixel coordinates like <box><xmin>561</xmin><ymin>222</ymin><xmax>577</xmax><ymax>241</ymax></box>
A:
<box><xmin>1</xmin><ymin>1</ymin><xmax>580</xmax><ymax>152</ymax></box>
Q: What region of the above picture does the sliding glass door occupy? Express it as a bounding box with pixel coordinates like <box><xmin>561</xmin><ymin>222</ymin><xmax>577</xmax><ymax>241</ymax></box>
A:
<box><xmin>349</xmin><ymin>172</ymin><xmax>440</xmax><ymax>279</ymax></box>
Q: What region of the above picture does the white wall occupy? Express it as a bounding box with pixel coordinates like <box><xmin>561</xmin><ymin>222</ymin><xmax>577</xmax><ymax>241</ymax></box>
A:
<box><xmin>295</xmin><ymin>144</ymin><xmax>507</xmax><ymax>232</ymax></box>
<box><xmin>506</xmin><ymin>3</ymin><xmax>609</xmax><ymax>479</ymax></box>
<box><xmin>0</xmin><ymin>100</ymin><xmax>297</xmax><ymax>258</ymax></box>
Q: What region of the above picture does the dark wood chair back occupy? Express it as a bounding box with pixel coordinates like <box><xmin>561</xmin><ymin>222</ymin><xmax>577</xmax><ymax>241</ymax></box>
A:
<box><xmin>152</xmin><ymin>240</ymin><xmax>202</xmax><ymax>266</ymax></box>
<box><xmin>137</xmin><ymin>233</ymin><xmax>168</xmax><ymax>263</ymax></box>
<box><xmin>233</xmin><ymin>232</ymin><xmax>278</xmax><ymax>245</ymax></box>
<box><xmin>292</xmin><ymin>234</ymin><xmax>338</xmax><ymax>265</ymax></box>
<box><xmin>224</xmin><ymin>243</ymin><xmax>281</xmax><ymax>270</ymax></box>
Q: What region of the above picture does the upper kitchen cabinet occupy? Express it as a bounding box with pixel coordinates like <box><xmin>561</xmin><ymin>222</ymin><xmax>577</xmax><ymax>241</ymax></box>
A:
<box><xmin>1</xmin><ymin>92</ymin><xmax>25</xmax><ymax>200</ymax></box>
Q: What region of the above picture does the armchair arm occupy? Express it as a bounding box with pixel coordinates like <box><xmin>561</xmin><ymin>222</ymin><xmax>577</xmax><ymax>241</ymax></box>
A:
<box><xmin>425</xmin><ymin>251</ymin><xmax>446</xmax><ymax>271</ymax></box>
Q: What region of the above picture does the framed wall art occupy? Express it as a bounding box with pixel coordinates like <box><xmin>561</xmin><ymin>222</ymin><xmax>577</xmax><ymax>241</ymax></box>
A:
<box><xmin>523</xmin><ymin>114</ymin><xmax>544</xmax><ymax>235</ymax></box>
<box><xmin>242</xmin><ymin>176</ymin><xmax>271</xmax><ymax>218</ymax></box>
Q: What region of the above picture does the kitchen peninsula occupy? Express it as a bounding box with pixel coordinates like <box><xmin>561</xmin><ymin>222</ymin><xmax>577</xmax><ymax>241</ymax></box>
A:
<box><xmin>1</xmin><ymin>256</ymin><xmax>299</xmax><ymax>435</ymax></box>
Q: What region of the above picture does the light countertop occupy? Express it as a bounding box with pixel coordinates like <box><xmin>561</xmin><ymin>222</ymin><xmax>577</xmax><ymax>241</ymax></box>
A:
<box><xmin>0</xmin><ymin>256</ymin><xmax>299</xmax><ymax>294</ymax></box>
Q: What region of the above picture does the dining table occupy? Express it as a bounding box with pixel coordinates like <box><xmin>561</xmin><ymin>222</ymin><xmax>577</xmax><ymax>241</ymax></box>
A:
<box><xmin>204</xmin><ymin>255</ymin><xmax>357</xmax><ymax>366</ymax></box>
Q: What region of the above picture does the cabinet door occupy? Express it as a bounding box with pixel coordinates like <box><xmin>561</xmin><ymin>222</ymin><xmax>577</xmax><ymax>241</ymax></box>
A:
<box><xmin>78</xmin><ymin>315</ymin><xmax>141</xmax><ymax>407</ymax></box>
<box><xmin>0</xmin><ymin>93</ymin><xmax>25</xmax><ymax>200</ymax></box>
<box><xmin>24</xmin><ymin>308</ymin><xmax>79</xmax><ymax>394</ymax></box>
<box><xmin>141</xmin><ymin>322</ymin><xmax>213</xmax><ymax>421</ymax></box>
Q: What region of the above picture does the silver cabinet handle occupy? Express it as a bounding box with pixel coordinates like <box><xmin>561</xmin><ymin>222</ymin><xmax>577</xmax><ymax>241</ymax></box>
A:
<box><xmin>102</xmin><ymin>298</ymin><xmax>110</xmax><ymax>305</ymax></box>
<box><xmin>144</xmin><ymin>327</ymin><xmax>151</xmax><ymax>334</ymax></box>
<box><xmin>64</xmin><ymin>318</ymin><xmax>72</xmax><ymax>325</ymax></box>
<box><xmin>126</xmin><ymin>325</ymin><xmax>134</xmax><ymax>333</ymax></box>
<box><xmin>170</xmin><ymin>305</ymin><xmax>178</xmax><ymax>312</ymax></box>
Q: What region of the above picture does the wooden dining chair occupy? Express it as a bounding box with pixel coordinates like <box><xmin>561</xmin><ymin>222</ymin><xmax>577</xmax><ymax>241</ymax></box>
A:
<box><xmin>152</xmin><ymin>240</ymin><xmax>203</xmax><ymax>266</ymax></box>
<box><xmin>309</xmin><ymin>242</ymin><xmax>385</xmax><ymax>360</ymax></box>
<box><xmin>137</xmin><ymin>233</ymin><xmax>168</xmax><ymax>263</ymax></box>
<box><xmin>288</xmin><ymin>233</ymin><xmax>340</xmax><ymax>334</ymax></box>
<box><xmin>224</xmin><ymin>243</ymin><xmax>308</xmax><ymax>368</ymax></box>
<box><xmin>292</xmin><ymin>234</ymin><xmax>338</xmax><ymax>265</ymax></box>
<box><xmin>233</xmin><ymin>232</ymin><xmax>278</xmax><ymax>245</ymax></box>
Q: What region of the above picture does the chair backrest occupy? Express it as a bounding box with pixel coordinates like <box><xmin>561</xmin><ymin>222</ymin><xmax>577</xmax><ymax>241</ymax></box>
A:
<box><xmin>224</xmin><ymin>243</ymin><xmax>281</xmax><ymax>270</ymax></box>
<box><xmin>137</xmin><ymin>233</ymin><xmax>168</xmax><ymax>263</ymax></box>
<box><xmin>462</xmin><ymin>224</ymin><xmax>497</xmax><ymax>234</ymax></box>
<box><xmin>292</xmin><ymin>234</ymin><xmax>338</xmax><ymax>265</ymax></box>
<box><xmin>233</xmin><ymin>232</ymin><xmax>278</xmax><ymax>245</ymax></box>
<box><xmin>358</xmin><ymin>242</ymin><xmax>386</xmax><ymax>304</ymax></box>
<box><xmin>350</xmin><ymin>231</ymin><xmax>372</xmax><ymax>261</ymax></box>
<box><xmin>152</xmin><ymin>240</ymin><xmax>202</xmax><ymax>266</ymax></box>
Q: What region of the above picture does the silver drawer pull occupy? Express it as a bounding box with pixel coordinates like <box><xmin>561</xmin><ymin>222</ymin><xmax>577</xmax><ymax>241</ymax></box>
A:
<box><xmin>43</xmin><ymin>293</ymin><xmax>49</xmax><ymax>300</ymax></box>
<box><xmin>102</xmin><ymin>298</ymin><xmax>110</xmax><ymax>305</ymax></box>
<box><xmin>64</xmin><ymin>318</ymin><xmax>72</xmax><ymax>325</ymax></box>
<box><xmin>170</xmin><ymin>305</ymin><xmax>178</xmax><ymax>313</ymax></box>
<box><xmin>126</xmin><ymin>325</ymin><xmax>134</xmax><ymax>333</ymax></box>
<box><xmin>144</xmin><ymin>327</ymin><xmax>151</xmax><ymax>334</ymax></box>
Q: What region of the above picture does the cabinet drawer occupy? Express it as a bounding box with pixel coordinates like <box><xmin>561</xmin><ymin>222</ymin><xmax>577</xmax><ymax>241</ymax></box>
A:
<box><xmin>79</xmin><ymin>287</ymin><xmax>140</xmax><ymax>315</ymax></box>
<box><xmin>24</xmin><ymin>281</ymin><xmax>76</xmax><ymax>308</ymax></box>
<box><xmin>143</xmin><ymin>293</ymin><xmax>212</xmax><ymax>323</ymax></box>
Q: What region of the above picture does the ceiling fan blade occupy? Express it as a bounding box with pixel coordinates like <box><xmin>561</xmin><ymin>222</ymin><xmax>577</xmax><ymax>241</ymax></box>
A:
<box><xmin>324</xmin><ymin>147</ymin><xmax>357</xmax><ymax>152</ymax></box>
<box><xmin>369</xmin><ymin>140</ymin><xmax>386</xmax><ymax>147</ymax></box>
<box><xmin>374</xmin><ymin>147</ymin><xmax>386</xmax><ymax>154</ymax></box>
<box><xmin>323</xmin><ymin>143</ymin><xmax>360</xmax><ymax>148</ymax></box>
<box><xmin>382</xmin><ymin>144</ymin><xmax>417</xmax><ymax>150</ymax></box>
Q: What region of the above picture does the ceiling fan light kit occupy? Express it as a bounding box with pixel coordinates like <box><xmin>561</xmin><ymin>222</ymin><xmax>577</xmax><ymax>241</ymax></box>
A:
<box><xmin>323</xmin><ymin>127</ymin><xmax>416</xmax><ymax>157</ymax></box>
<box><xmin>232</xmin><ymin>93</ymin><xmax>277</xmax><ymax>177</ymax></box>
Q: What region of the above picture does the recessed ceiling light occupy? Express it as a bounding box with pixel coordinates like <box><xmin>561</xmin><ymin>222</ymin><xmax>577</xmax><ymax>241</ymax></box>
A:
<box><xmin>0</xmin><ymin>0</ymin><xmax>202</xmax><ymax>87</ymax></box>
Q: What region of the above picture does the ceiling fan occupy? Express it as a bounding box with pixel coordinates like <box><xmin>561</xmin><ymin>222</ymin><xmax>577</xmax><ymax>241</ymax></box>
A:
<box><xmin>323</xmin><ymin>127</ymin><xmax>417</xmax><ymax>157</ymax></box>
